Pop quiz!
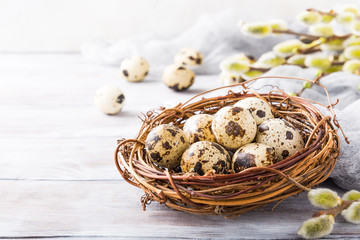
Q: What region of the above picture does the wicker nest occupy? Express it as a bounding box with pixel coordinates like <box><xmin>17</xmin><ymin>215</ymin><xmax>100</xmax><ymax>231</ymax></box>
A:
<box><xmin>115</xmin><ymin>76</ymin><xmax>345</xmax><ymax>217</ymax></box>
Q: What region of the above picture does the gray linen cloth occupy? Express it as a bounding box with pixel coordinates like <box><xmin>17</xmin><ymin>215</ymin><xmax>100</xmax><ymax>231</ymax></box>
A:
<box><xmin>82</xmin><ymin>11</ymin><xmax>360</xmax><ymax>190</ymax></box>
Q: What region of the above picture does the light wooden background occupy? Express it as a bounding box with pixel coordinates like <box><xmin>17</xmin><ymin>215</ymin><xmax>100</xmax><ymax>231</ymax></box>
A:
<box><xmin>0</xmin><ymin>53</ymin><xmax>358</xmax><ymax>239</ymax></box>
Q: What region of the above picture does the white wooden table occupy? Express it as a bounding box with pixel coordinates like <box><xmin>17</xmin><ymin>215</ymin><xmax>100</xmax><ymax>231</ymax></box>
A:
<box><xmin>0</xmin><ymin>54</ymin><xmax>358</xmax><ymax>239</ymax></box>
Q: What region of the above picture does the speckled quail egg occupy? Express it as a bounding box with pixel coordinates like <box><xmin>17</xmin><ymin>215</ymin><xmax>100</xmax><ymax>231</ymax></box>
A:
<box><xmin>232</xmin><ymin>143</ymin><xmax>276</xmax><ymax>173</ymax></box>
<box><xmin>119</xmin><ymin>56</ymin><xmax>149</xmax><ymax>82</ymax></box>
<box><xmin>174</xmin><ymin>48</ymin><xmax>203</xmax><ymax>66</ymax></box>
<box><xmin>162</xmin><ymin>64</ymin><xmax>195</xmax><ymax>91</ymax></box>
<box><xmin>256</xmin><ymin>119</ymin><xmax>305</xmax><ymax>161</ymax></box>
<box><xmin>94</xmin><ymin>85</ymin><xmax>125</xmax><ymax>115</ymax></box>
<box><xmin>183</xmin><ymin>114</ymin><xmax>216</xmax><ymax>144</ymax></box>
<box><xmin>212</xmin><ymin>106</ymin><xmax>257</xmax><ymax>149</ymax></box>
<box><xmin>145</xmin><ymin>124</ymin><xmax>189</xmax><ymax>169</ymax></box>
<box><xmin>219</xmin><ymin>72</ymin><xmax>244</xmax><ymax>86</ymax></box>
<box><xmin>234</xmin><ymin>97</ymin><xmax>274</xmax><ymax>125</ymax></box>
<box><xmin>181</xmin><ymin>141</ymin><xmax>231</xmax><ymax>175</ymax></box>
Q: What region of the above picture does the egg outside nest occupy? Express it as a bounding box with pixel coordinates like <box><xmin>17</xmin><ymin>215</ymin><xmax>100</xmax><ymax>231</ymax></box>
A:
<box><xmin>120</xmin><ymin>56</ymin><xmax>149</xmax><ymax>82</ymax></box>
<box><xmin>174</xmin><ymin>47</ymin><xmax>203</xmax><ymax>67</ymax></box>
<box><xmin>162</xmin><ymin>64</ymin><xmax>195</xmax><ymax>91</ymax></box>
<box><xmin>94</xmin><ymin>85</ymin><xmax>125</xmax><ymax>115</ymax></box>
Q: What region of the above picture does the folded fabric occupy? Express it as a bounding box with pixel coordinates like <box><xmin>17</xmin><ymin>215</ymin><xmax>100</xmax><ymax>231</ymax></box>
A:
<box><xmin>82</xmin><ymin>10</ymin><xmax>360</xmax><ymax>190</ymax></box>
<box><xmin>258</xmin><ymin>66</ymin><xmax>360</xmax><ymax>190</ymax></box>
<box><xmin>81</xmin><ymin>11</ymin><xmax>295</xmax><ymax>77</ymax></box>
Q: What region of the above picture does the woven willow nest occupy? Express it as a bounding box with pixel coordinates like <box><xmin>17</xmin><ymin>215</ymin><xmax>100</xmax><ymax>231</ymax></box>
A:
<box><xmin>115</xmin><ymin>76</ymin><xmax>345</xmax><ymax>217</ymax></box>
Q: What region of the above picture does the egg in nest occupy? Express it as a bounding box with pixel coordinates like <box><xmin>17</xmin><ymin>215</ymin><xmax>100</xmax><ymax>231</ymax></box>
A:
<box><xmin>232</xmin><ymin>143</ymin><xmax>276</xmax><ymax>173</ymax></box>
<box><xmin>256</xmin><ymin>119</ymin><xmax>305</xmax><ymax>161</ymax></box>
<box><xmin>234</xmin><ymin>97</ymin><xmax>274</xmax><ymax>125</ymax></box>
<box><xmin>181</xmin><ymin>141</ymin><xmax>231</xmax><ymax>175</ymax></box>
<box><xmin>212</xmin><ymin>106</ymin><xmax>257</xmax><ymax>149</ymax></box>
<box><xmin>183</xmin><ymin>114</ymin><xmax>216</xmax><ymax>144</ymax></box>
<box><xmin>145</xmin><ymin>124</ymin><xmax>189</xmax><ymax>168</ymax></box>
<box><xmin>219</xmin><ymin>72</ymin><xmax>244</xmax><ymax>86</ymax></box>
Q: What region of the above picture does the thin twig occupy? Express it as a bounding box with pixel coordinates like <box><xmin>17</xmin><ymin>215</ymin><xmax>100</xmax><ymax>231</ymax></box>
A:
<box><xmin>312</xmin><ymin>200</ymin><xmax>356</xmax><ymax>217</ymax></box>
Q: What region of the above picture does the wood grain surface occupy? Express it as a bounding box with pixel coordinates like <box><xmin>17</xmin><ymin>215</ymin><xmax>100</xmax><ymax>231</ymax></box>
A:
<box><xmin>0</xmin><ymin>54</ymin><xmax>358</xmax><ymax>239</ymax></box>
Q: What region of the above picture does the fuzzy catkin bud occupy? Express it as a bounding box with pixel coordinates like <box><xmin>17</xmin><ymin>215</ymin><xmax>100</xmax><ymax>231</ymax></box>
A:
<box><xmin>298</xmin><ymin>215</ymin><xmax>334</xmax><ymax>239</ymax></box>
<box><xmin>341</xmin><ymin>202</ymin><xmax>360</xmax><ymax>224</ymax></box>
<box><xmin>309</xmin><ymin>23</ymin><xmax>334</xmax><ymax>37</ymax></box>
<box><xmin>268</xmin><ymin>19</ymin><xmax>288</xmax><ymax>32</ymax></box>
<box><xmin>303</xmin><ymin>82</ymin><xmax>312</xmax><ymax>89</ymax></box>
<box><xmin>321</xmin><ymin>14</ymin><xmax>334</xmax><ymax>23</ymax></box>
<box><xmin>240</xmin><ymin>22</ymin><xmax>272</xmax><ymax>38</ymax></box>
<box><xmin>255</xmin><ymin>52</ymin><xmax>285</xmax><ymax>68</ymax></box>
<box><xmin>320</xmin><ymin>39</ymin><xmax>345</xmax><ymax>51</ymax></box>
<box><xmin>342</xmin><ymin>190</ymin><xmax>360</xmax><ymax>201</ymax></box>
<box><xmin>324</xmin><ymin>65</ymin><xmax>343</xmax><ymax>74</ymax></box>
<box><xmin>219</xmin><ymin>54</ymin><xmax>250</xmax><ymax>74</ymax></box>
<box><xmin>340</xmin><ymin>4</ymin><xmax>359</xmax><ymax>16</ymax></box>
<box><xmin>287</xmin><ymin>54</ymin><xmax>306</xmax><ymax>66</ymax></box>
<box><xmin>297</xmin><ymin>11</ymin><xmax>321</xmax><ymax>26</ymax></box>
<box><xmin>336</xmin><ymin>12</ymin><xmax>356</xmax><ymax>25</ymax></box>
<box><xmin>315</xmin><ymin>69</ymin><xmax>323</xmax><ymax>77</ymax></box>
<box><xmin>344</xmin><ymin>46</ymin><xmax>360</xmax><ymax>60</ymax></box>
<box><xmin>351</xmin><ymin>21</ymin><xmax>360</xmax><ymax>36</ymax></box>
<box><xmin>308</xmin><ymin>188</ymin><xmax>342</xmax><ymax>209</ymax></box>
<box><xmin>343</xmin><ymin>59</ymin><xmax>360</xmax><ymax>74</ymax></box>
<box><xmin>344</xmin><ymin>36</ymin><xmax>360</xmax><ymax>47</ymax></box>
<box><xmin>241</xmin><ymin>70</ymin><xmax>263</xmax><ymax>81</ymax></box>
<box><xmin>304</xmin><ymin>54</ymin><xmax>332</xmax><ymax>70</ymax></box>
<box><xmin>273</xmin><ymin>39</ymin><xmax>305</xmax><ymax>57</ymax></box>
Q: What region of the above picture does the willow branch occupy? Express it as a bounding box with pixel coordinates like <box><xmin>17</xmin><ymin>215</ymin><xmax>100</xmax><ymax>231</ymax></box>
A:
<box><xmin>272</xmin><ymin>30</ymin><xmax>352</xmax><ymax>42</ymax></box>
<box><xmin>249</xmin><ymin>66</ymin><xmax>269</xmax><ymax>72</ymax></box>
<box><xmin>272</xmin><ymin>29</ymin><xmax>318</xmax><ymax>40</ymax></box>
<box><xmin>312</xmin><ymin>200</ymin><xmax>356</xmax><ymax>218</ymax></box>
<box><xmin>307</xmin><ymin>8</ymin><xmax>337</xmax><ymax>17</ymax></box>
<box><xmin>307</xmin><ymin>8</ymin><xmax>360</xmax><ymax>22</ymax></box>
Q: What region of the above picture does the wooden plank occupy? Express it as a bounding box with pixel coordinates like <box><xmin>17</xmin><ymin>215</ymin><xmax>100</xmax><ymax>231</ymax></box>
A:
<box><xmin>1</xmin><ymin>54</ymin><xmax>358</xmax><ymax>239</ymax></box>
<box><xmin>0</xmin><ymin>138</ymin><xmax>120</xmax><ymax>180</ymax></box>
<box><xmin>0</xmin><ymin>54</ymin><xmax>221</xmax><ymax>180</ymax></box>
<box><xmin>0</xmin><ymin>179</ymin><xmax>358</xmax><ymax>239</ymax></box>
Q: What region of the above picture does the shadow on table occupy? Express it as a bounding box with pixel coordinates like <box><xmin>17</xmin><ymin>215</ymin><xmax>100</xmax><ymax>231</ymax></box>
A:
<box><xmin>111</xmin><ymin>110</ymin><xmax>139</xmax><ymax>118</ymax></box>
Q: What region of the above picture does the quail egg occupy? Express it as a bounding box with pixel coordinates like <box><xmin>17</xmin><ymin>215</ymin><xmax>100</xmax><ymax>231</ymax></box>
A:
<box><xmin>162</xmin><ymin>64</ymin><xmax>195</xmax><ymax>91</ymax></box>
<box><xmin>219</xmin><ymin>72</ymin><xmax>244</xmax><ymax>86</ymax></box>
<box><xmin>232</xmin><ymin>143</ymin><xmax>276</xmax><ymax>173</ymax></box>
<box><xmin>94</xmin><ymin>85</ymin><xmax>125</xmax><ymax>115</ymax></box>
<box><xmin>256</xmin><ymin>119</ymin><xmax>305</xmax><ymax>161</ymax></box>
<box><xmin>120</xmin><ymin>56</ymin><xmax>149</xmax><ymax>82</ymax></box>
<box><xmin>181</xmin><ymin>141</ymin><xmax>231</xmax><ymax>175</ymax></box>
<box><xmin>145</xmin><ymin>124</ymin><xmax>189</xmax><ymax>168</ymax></box>
<box><xmin>234</xmin><ymin>97</ymin><xmax>274</xmax><ymax>125</ymax></box>
<box><xmin>212</xmin><ymin>106</ymin><xmax>257</xmax><ymax>149</ymax></box>
<box><xmin>174</xmin><ymin>48</ymin><xmax>203</xmax><ymax>66</ymax></box>
<box><xmin>183</xmin><ymin>114</ymin><xmax>216</xmax><ymax>144</ymax></box>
